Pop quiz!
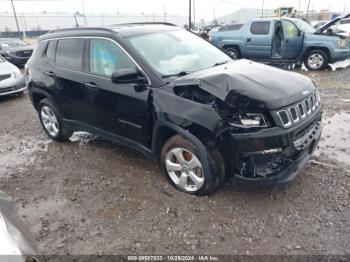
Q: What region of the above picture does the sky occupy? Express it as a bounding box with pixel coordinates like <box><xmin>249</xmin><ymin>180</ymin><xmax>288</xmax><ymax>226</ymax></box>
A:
<box><xmin>0</xmin><ymin>0</ymin><xmax>349</xmax><ymax>21</ymax></box>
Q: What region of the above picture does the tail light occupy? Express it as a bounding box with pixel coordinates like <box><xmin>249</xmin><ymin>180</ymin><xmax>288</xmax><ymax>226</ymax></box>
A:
<box><xmin>24</xmin><ymin>63</ymin><xmax>29</xmax><ymax>82</ymax></box>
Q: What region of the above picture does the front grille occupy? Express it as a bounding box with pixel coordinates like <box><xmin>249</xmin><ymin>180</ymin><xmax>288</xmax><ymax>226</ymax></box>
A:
<box><xmin>0</xmin><ymin>86</ymin><xmax>16</xmax><ymax>93</ymax></box>
<box><xmin>0</xmin><ymin>74</ymin><xmax>11</xmax><ymax>82</ymax></box>
<box><xmin>277</xmin><ymin>91</ymin><xmax>320</xmax><ymax>128</ymax></box>
<box><xmin>15</xmin><ymin>50</ymin><xmax>32</xmax><ymax>58</ymax></box>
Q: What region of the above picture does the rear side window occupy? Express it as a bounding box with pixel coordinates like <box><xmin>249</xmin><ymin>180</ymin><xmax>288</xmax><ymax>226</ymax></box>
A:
<box><xmin>46</xmin><ymin>41</ymin><xmax>56</xmax><ymax>61</ymax></box>
<box><xmin>250</xmin><ymin>22</ymin><xmax>270</xmax><ymax>35</ymax></box>
<box><xmin>56</xmin><ymin>38</ymin><xmax>84</xmax><ymax>70</ymax></box>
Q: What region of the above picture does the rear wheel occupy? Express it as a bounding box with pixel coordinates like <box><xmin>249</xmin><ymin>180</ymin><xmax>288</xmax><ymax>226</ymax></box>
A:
<box><xmin>304</xmin><ymin>50</ymin><xmax>328</xmax><ymax>71</ymax></box>
<box><xmin>161</xmin><ymin>135</ymin><xmax>225</xmax><ymax>195</ymax></box>
<box><xmin>224</xmin><ymin>47</ymin><xmax>240</xmax><ymax>60</ymax></box>
<box><xmin>38</xmin><ymin>99</ymin><xmax>72</xmax><ymax>141</ymax></box>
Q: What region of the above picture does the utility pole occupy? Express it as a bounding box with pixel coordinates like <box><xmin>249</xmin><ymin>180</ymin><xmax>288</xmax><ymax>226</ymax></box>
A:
<box><xmin>193</xmin><ymin>0</ymin><xmax>196</xmax><ymax>28</ymax></box>
<box><xmin>189</xmin><ymin>0</ymin><xmax>191</xmax><ymax>29</ymax></box>
<box><xmin>81</xmin><ymin>1</ymin><xmax>87</xmax><ymax>27</ymax></box>
<box><xmin>163</xmin><ymin>5</ymin><xmax>166</xmax><ymax>22</ymax></box>
<box><xmin>261</xmin><ymin>0</ymin><xmax>264</xmax><ymax>17</ymax></box>
<box><xmin>10</xmin><ymin>0</ymin><xmax>21</xmax><ymax>38</ymax></box>
<box><xmin>306</xmin><ymin>0</ymin><xmax>311</xmax><ymax>20</ymax></box>
<box><xmin>298</xmin><ymin>0</ymin><xmax>301</xmax><ymax>17</ymax></box>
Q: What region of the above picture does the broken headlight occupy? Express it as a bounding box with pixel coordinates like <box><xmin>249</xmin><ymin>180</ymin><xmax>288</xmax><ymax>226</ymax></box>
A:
<box><xmin>228</xmin><ymin>113</ymin><xmax>268</xmax><ymax>128</ymax></box>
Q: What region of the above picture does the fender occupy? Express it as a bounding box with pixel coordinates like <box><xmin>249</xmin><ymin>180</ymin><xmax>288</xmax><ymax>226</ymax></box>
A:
<box><xmin>28</xmin><ymin>86</ymin><xmax>58</xmax><ymax>111</ymax></box>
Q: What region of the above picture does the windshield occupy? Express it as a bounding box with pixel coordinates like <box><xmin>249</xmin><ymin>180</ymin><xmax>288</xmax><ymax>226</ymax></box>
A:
<box><xmin>128</xmin><ymin>29</ymin><xmax>232</xmax><ymax>77</ymax></box>
<box><xmin>293</xmin><ymin>19</ymin><xmax>316</xmax><ymax>34</ymax></box>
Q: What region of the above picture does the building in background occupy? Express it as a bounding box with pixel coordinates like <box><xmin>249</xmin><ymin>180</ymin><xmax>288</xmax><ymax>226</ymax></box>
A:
<box><xmin>216</xmin><ymin>8</ymin><xmax>275</xmax><ymax>25</ymax></box>
<box><xmin>0</xmin><ymin>12</ymin><xmax>188</xmax><ymax>33</ymax></box>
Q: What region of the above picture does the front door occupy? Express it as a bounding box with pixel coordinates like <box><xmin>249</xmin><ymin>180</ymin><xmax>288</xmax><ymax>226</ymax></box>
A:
<box><xmin>82</xmin><ymin>38</ymin><xmax>151</xmax><ymax>147</ymax></box>
<box><xmin>281</xmin><ymin>20</ymin><xmax>304</xmax><ymax>60</ymax></box>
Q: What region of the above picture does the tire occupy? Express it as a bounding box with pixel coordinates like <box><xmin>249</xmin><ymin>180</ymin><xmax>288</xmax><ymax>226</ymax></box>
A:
<box><xmin>224</xmin><ymin>47</ymin><xmax>240</xmax><ymax>60</ymax></box>
<box><xmin>161</xmin><ymin>134</ymin><xmax>225</xmax><ymax>195</ymax></box>
<box><xmin>304</xmin><ymin>50</ymin><xmax>328</xmax><ymax>71</ymax></box>
<box><xmin>37</xmin><ymin>99</ymin><xmax>72</xmax><ymax>141</ymax></box>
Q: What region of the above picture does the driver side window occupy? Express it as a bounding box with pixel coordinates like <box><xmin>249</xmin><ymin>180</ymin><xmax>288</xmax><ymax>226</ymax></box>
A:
<box><xmin>282</xmin><ymin>21</ymin><xmax>299</xmax><ymax>37</ymax></box>
<box><xmin>89</xmin><ymin>39</ymin><xmax>136</xmax><ymax>77</ymax></box>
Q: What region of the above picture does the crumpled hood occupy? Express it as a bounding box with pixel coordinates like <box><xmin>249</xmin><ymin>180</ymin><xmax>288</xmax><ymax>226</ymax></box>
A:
<box><xmin>175</xmin><ymin>59</ymin><xmax>315</xmax><ymax>110</ymax></box>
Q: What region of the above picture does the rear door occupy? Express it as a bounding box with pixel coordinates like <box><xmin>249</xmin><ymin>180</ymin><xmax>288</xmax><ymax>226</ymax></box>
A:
<box><xmin>245</xmin><ymin>21</ymin><xmax>273</xmax><ymax>59</ymax></box>
<box><xmin>47</xmin><ymin>38</ymin><xmax>90</xmax><ymax>122</ymax></box>
<box><xmin>281</xmin><ymin>20</ymin><xmax>304</xmax><ymax>59</ymax></box>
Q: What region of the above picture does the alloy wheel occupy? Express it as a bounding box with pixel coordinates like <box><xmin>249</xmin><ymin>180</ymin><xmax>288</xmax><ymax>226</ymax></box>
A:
<box><xmin>165</xmin><ymin>148</ymin><xmax>204</xmax><ymax>192</ymax></box>
<box><xmin>40</xmin><ymin>106</ymin><xmax>59</xmax><ymax>137</ymax></box>
<box><xmin>307</xmin><ymin>53</ymin><xmax>324</xmax><ymax>70</ymax></box>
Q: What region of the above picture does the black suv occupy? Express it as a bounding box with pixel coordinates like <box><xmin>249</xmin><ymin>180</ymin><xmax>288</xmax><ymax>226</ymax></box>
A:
<box><xmin>26</xmin><ymin>23</ymin><xmax>322</xmax><ymax>195</ymax></box>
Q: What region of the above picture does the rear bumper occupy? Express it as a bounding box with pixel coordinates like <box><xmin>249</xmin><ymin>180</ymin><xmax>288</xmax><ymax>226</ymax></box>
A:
<box><xmin>0</xmin><ymin>77</ymin><xmax>26</xmax><ymax>96</ymax></box>
<box><xmin>223</xmin><ymin>109</ymin><xmax>322</xmax><ymax>186</ymax></box>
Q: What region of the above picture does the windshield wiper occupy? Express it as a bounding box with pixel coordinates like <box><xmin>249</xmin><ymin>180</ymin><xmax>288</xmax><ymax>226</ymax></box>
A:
<box><xmin>212</xmin><ymin>60</ymin><xmax>229</xmax><ymax>67</ymax></box>
<box><xmin>161</xmin><ymin>71</ymin><xmax>191</xmax><ymax>78</ymax></box>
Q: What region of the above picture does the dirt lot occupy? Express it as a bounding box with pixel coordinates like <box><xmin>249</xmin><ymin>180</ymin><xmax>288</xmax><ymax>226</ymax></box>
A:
<box><xmin>0</xmin><ymin>65</ymin><xmax>350</xmax><ymax>256</ymax></box>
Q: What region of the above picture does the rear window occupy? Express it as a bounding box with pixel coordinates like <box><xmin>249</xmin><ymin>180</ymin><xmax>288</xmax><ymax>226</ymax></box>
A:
<box><xmin>46</xmin><ymin>41</ymin><xmax>56</xmax><ymax>61</ymax></box>
<box><xmin>219</xmin><ymin>24</ymin><xmax>243</xmax><ymax>32</ymax></box>
<box><xmin>56</xmin><ymin>38</ymin><xmax>84</xmax><ymax>70</ymax></box>
<box><xmin>250</xmin><ymin>22</ymin><xmax>270</xmax><ymax>35</ymax></box>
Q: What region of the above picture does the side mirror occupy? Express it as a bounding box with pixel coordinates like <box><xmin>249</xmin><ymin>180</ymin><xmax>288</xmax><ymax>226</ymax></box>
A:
<box><xmin>297</xmin><ymin>30</ymin><xmax>303</xmax><ymax>37</ymax></box>
<box><xmin>111</xmin><ymin>68</ymin><xmax>147</xmax><ymax>85</ymax></box>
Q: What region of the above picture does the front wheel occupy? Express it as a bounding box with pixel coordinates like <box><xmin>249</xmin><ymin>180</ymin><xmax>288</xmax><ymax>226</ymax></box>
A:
<box><xmin>161</xmin><ymin>135</ymin><xmax>225</xmax><ymax>195</ymax></box>
<box><xmin>304</xmin><ymin>50</ymin><xmax>328</xmax><ymax>71</ymax></box>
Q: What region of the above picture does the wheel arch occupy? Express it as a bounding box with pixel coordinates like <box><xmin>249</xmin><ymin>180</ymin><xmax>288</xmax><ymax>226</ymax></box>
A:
<box><xmin>301</xmin><ymin>46</ymin><xmax>331</xmax><ymax>61</ymax></box>
<box><xmin>151</xmin><ymin>120</ymin><xmax>212</xmax><ymax>177</ymax></box>
<box><xmin>222</xmin><ymin>44</ymin><xmax>242</xmax><ymax>57</ymax></box>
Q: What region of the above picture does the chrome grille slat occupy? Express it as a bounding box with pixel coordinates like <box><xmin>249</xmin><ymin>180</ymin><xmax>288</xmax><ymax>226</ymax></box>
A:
<box><xmin>276</xmin><ymin>92</ymin><xmax>320</xmax><ymax>128</ymax></box>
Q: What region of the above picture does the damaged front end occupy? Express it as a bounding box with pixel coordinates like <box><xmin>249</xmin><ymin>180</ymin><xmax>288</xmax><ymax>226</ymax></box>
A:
<box><xmin>215</xmin><ymin>90</ymin><xmax>322</xmax><ymax>185</ymax></box>
<box><xmin>154</xmin><ymin>60</ymin><xmax>322</xmax><ymax>185</ymax></box>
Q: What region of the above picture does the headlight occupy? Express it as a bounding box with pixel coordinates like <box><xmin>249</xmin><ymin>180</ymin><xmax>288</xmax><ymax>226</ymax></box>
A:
<box><xmin>228</xmin><ymin>113</ymin><xmax>268</xmax><ymax>128</ymax></box>
<box><xmin>13</xmin><ymin>69</ymin><xmax>22</xmax><ymax>78</ymax></box>
<box><xmin>336</xmin><ymin>39</ymin><xmax>347</xmax><ymax>48</ymax></box>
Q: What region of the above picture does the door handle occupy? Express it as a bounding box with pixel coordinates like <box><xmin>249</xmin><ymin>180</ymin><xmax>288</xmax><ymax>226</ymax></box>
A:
<box><xmin>85</xmin><ymin>82</ymin><xmax>99</xmax><ymax>90</ymax></box>
<box><xmin>247</xmin><ymin>38</ymin><xmax>252</xmax><ymax>42</ymax></box>
<box><xmin>44</xmin><ymin>71</ymin><xmax>55</xmax><ymax>77</ymax></box>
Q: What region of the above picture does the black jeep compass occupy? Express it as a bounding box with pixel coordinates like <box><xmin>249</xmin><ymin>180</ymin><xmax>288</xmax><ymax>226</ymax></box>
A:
<box><xmin>26</xmin><ymin>23</ymin><xmax>322</xmax><ymax>195</ymax></box>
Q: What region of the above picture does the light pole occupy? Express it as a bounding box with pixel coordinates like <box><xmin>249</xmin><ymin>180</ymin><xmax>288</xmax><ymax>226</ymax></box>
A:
<box><xmin>10</xmin><ymin>0</ymin><xmax>21</xmax><ymax>38</ymax></box>
<box><xmin>261</xmin><ymin>0</ymin><xmax>264</xmax><ymax>17</ymax></box>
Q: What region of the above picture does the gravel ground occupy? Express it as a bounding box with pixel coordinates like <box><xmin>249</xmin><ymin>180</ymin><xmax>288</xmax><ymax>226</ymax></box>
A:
<box><xmin>0</xmin><ymin>65</ymin><xmax>349</xmax><ymax>256</ymax></box>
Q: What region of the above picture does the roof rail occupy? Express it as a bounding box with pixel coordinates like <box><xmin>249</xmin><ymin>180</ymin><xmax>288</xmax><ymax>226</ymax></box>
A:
<box><xmin>48</xmin><ymin>27</ymin><xmax>115</xmax><ymax>34</ymax></box>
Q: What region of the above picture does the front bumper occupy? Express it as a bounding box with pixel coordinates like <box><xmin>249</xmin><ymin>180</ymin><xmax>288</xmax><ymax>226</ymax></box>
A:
<box><xmin>331</xmin><ymin>48</ymin><xmax>350</xmax><ymax>63</ymax></box>
<box><xmin>225</xmin><ymin>109</ymin><xmax>322</xmax><ymax>186</ymax></box>
<box><xmin>0</xmin><ymin>76</ymin><xmax>26</xmax><ymax>96</ymax></box>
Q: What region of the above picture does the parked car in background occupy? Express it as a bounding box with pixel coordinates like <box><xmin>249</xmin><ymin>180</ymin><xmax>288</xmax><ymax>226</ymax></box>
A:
<box><xmin>0</xmin><ymin>55</ymin><xmax>26</xmax><ymax>96</ymax></box>
<box><xmin>0</xmin><ymin>190</ymin><xmax>44</xmax><ymax>262</ymax></box>
<box><xmin>27</xmin><ymin>24</ymin><xmax>322</xmax><ymax>195</ymax></box>
<box><xmin>0</xmin><ymin>38</ymin><xmax>34</xmax><ymax>67</ymax></box>
<box><xmin>312</xmin><ymin>21</ymin><xmax>328</xmax><ymax>30</ymax></box>
<box><xmin>210</xmin><ymin>15</ymin><xmax>350</xmax><ymax>71</ymax></box>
